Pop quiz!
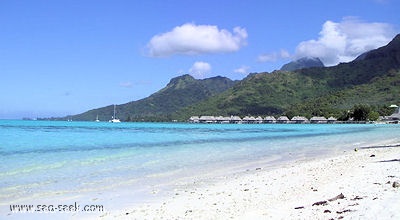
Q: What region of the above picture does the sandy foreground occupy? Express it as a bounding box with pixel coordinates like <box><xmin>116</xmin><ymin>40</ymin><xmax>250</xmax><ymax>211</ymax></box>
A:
<box><xmin>97</xmin><ymin>143</ymin><xmax>400</xmax><ymax>220</ymax></box>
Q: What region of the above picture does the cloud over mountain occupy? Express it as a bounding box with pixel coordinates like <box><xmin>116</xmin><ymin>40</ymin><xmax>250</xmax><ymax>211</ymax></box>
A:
<box><xmin>189</xmin><ymin>61</ymin><xmax>212</xmax><ymax>79</ymax></box>
<box><xmin>257</xmin><ymin>49</ymin><xmax>290</xmax><ymax>62</ymax></box>
<box><xmin>234</xmin><ymin>65</ymin><xmax>250</xmax><ymax>74</ymax></box>
<box><xmin>147</xmin><ymin>23</ymin><xmax>247</xmax><ymax>57</ymax></box>
<box><xmin>295</xmin><ymin>17</ymin><xmax>396</xmax><ymax>66</ymax></box>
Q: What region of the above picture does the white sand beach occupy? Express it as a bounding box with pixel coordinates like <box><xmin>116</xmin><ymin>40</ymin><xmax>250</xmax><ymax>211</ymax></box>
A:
<box><xmin>102</xmin><ymin>143</ymin><xmax>400</xmax><ymax>219</ymax></box>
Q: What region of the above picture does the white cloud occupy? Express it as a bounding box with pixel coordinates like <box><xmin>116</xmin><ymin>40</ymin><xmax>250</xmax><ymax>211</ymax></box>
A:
<box><xmin>147</xmin><ymin>23</ymin><xmax>247</xmax><ymax>57</ymax></box>
<box><xmin>257</xmin><ymin>49</ymin><xmax>290</xmax><ymax>62</ymax></box>
<box><xmin>234</xmin><ymin>65</ymin><xmax>250</xmax><ymax>75</ymax></box>
<box><xmin>295</xmin><ymin>17</ymin><xmax>396</xmax><ymax>66</ymax></box>
<box><xmin>189</xmin><ymin>61</ymin><xmax>212</xmax><ymax>78</ymax></box>
<box><xmin>119</xmin><ymin>81</ymin><xmax>152</xmax><ymax>88</ymax></box>
<box><xmin>119</xmin><ymin>81</ymin><xmax>133</xmax><ymax>88</ymax></box>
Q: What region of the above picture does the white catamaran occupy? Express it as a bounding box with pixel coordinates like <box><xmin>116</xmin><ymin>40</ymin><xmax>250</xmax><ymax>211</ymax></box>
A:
<box><xmin>109</xmin><ymin>105</ymin><xmax>121</xmax><ymax>123</ymax></box>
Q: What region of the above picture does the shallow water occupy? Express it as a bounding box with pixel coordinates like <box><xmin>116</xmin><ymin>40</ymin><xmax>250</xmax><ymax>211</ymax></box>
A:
<box><xmin>1</xmin><ymin>120</ymin><xmax>400</xmax><ymax>210</ymax></box>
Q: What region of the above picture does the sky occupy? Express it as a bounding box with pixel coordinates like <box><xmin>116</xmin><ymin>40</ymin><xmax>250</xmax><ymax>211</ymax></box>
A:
<box><xmin>0</xmin><ymin>0</ymin><xmax>399</xmax><ymax>119</ymax></box>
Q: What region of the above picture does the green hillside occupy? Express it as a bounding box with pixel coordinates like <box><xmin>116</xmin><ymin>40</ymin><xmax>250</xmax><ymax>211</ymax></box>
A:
<box><xmin>68</xmin><ymin>74</ymin><xmax>236</xmax><ymax>121</ymax></box>
<box><xmin>175</xmin><ymin>34</ymin><xmax>400</xmax><ymax>120</ymax></box>
<box><xmin>65</xmin><ymin>34</ymin><xmax>400</xmax><ymax>122</ymax></box>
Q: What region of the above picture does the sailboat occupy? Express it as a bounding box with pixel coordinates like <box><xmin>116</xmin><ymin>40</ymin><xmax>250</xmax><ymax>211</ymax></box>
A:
<box><xmin>95</xmin><ymin>115</ymin><xmax>100</xmax><ymax>122</ymax></box>
<box><xmin>109</xmin><ymin>105</ymin><xmax>121</xmax><ymax>123</ymax></box>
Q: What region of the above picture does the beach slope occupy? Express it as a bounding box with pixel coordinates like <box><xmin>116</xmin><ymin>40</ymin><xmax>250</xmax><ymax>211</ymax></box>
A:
<box><xmin>109</xmin><ymin>144</ymin><xmax>400</xmax><ymax>219</ymax></box>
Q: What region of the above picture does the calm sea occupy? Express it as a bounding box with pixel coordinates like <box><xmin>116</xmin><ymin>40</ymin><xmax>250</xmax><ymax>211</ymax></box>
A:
<box><xmin>1</xmin><ymin>120</ymin><xmax>400</xmax><ymax>213</ymax></box>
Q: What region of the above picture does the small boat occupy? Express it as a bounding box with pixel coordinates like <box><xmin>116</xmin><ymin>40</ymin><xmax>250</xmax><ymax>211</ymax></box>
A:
<box><xmin>95</xmin><ymin>115</ymin><xmax>100</xmax><ymax>122</ymax></box>
<box><xmin>109</xmin><ymin>105</ymin><xmax>121</xmax><ymax>123</ymax></box>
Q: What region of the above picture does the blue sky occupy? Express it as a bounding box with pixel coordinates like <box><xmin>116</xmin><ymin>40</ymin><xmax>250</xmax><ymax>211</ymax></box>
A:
<box><xmin>0</xmin><ymin>0</ymin><xmax>398</xmax><ymax>119</ymax></box>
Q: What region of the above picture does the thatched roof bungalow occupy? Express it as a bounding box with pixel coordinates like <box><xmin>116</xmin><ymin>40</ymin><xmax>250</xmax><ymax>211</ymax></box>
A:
<box><xmin>189</xmin><ymin>116</ymin><xmax>200</xmax><ymax>123</ymax></box>
<box><xmin>255</xmin><ymin>116</ymin><xmax>264</xmax><ymax>124</ymax></box>
<box><xmin>230</xmin><ymin>116</ymin><xmax>242</xmax><ymax>123</ymax></box>
<box><xmin>243</xmin><ymin>116</ymin><xmax>257</xmax><ymax>123</ymax></box>
<box><xmin>199</xmin><ymin>116</ymin><xmax>216</xmax><ymax>123</ymax></box>
<box><xmin>264</xmin><ymin>116</ymin><xmax>276</xmax><ymax>123</ymax></box>
<box><xmin>215</xmin><ymin>116</ymin><xmax>230</xmax><ymax>123</ymax></box>
<box><xmin>291</xmin><ymin>116</ymin><xmax>309</xmax><ymax>124</ymax></box>
<box><xmin>310</xmin><ymin>116</ymin><xmax>328</xmax><ymax>124</ymax></box>
<box><xmin>277</xmin><ymin>116</ymin><xmax>290</xmax><ymax>123</ymax></box>
<box><xmin>327</xmin><ymin>116</ymin><xmax>337</xmax><ymax>123</ymax></box>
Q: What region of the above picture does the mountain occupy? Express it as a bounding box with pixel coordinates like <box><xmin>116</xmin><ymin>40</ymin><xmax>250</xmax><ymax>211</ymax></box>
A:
<box><xmin>280</xmin><ymin>57</ymin><xmax>324</xmax><ymax>71</ymax></box>
<box><xmin>68</xmin><ymin>74</ymin><xmax>236</xmax><ymax>121</ymax></box>
<box><xmin>175</xmin><ymin>34</ymin><xmax>400</xmax><ymax>120</ymax></box>
<box><xmin>65</xmin><ymin>34</ymin><xmax>400</xmax><ymax>122</ymax></box>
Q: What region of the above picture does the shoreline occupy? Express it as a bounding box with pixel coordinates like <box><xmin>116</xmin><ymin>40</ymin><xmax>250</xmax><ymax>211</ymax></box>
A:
<box><xmin>103</xmin><ymin>143</ymin><xmax>400</xmax><ymax>219</ymax></box>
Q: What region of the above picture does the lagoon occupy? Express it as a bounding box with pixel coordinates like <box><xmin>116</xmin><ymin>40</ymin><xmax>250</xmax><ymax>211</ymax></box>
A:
<box><xmin>1</xmin><ymin>120</ymin><xmax>400</xmax><ymax>217</ymax></box>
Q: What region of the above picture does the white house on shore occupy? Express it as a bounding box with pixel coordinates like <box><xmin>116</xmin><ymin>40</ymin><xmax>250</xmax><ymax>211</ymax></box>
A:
<box><xmin>387</xmin><ymin>105</ymin><xmax>400</xmax><ymax>121</ymax></box>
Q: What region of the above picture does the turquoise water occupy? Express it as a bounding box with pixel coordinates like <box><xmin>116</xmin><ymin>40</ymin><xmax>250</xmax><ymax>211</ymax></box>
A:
<box><xmin>1</xmin><ymin>120</ymin><xmax>400</xmax><ymax>209</ymax></box>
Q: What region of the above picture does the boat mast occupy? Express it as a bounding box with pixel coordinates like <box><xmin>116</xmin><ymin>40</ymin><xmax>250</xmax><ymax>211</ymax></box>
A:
<box><xmin>113</xmin><ymin>104</ymin><xmax>116</xmax><ymax>119</ymax></box>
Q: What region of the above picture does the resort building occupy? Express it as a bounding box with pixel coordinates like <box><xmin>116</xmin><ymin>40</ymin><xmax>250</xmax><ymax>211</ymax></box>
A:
<box><xmin>310</xmin><ymin>116</ymin><xmax>328</xmax><ymax>124</ymax></box>
<box><xmin>189</xmin><ymin>115</ymin><xmax>243</xmax><ymax>124</ymax></box>
<box><xmin>199</xmin><ymin>116</ymin><xmax>216</xmax><ymax>123</ymax></box>
<box><xmin>230</xmin><ymin>116</ymin><xmax>242</xmax><ymax>124</ymax></box>
<box><xmin>291</xmin><ymin>116</ymin><xmax>309</xmax><ymax>124</ymax></box>
<box><xmin>327</xmin><ymin>116</ymin><xmax>338</xmax><ymax>123</ymax></box>
<box><xmin>215</xmin><ymin>116</ymin><xmax>231</xmax><ymax>124</ymax></box>
<box><xmin>189</xmin><ymin>116</ymin><xmax>200</xmax><ymax>123</ymax></box>
<box><xmin>388</xmin><ymin>105</ymin><xmax>400</xmax><ymax>121</ymax></box>
<box><xmin>242</xmin><ymin>116</ymin><xmax>262</xmax><ymax>124</ymax></box>
<box><xmin>188</xmin><ymin>115</ymin><xmax>338</xmax><ymax>124</ymax></box>
<box><xmin>242</xmin><ymin>116</ymin><xmax>255</xmax><ymax>123</ymax></box>
<box><xmin>276</xmin><ymin>116</ymin><xmax>290</xmax><ymax>124</ymax></box>
<box><xmin>264</xmin><ymin>116</ymin><xmax>276</xmax><ymax>123</ymax></box>
<box><xmin>255</xmin><ymin>116</ymin><xmax>264</xmax><ymax>124</ymax></box>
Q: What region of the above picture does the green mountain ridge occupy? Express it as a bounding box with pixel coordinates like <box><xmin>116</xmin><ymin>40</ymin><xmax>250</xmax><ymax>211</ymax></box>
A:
<box><xmin>174</xmin><ymin>34</ymin><xmax>400</xmax><ymax>120</ymax></box>
<box><xmin>68</xmin><ymin>74</ymin><xmax>236</xmax><ymax>121</ymax></box>
<box><xmin>65</xmin><ymin>34</ymin><xmax>400</xmax><ymax>122</ymax></box>
<box><xmin>280</xmin><ymin>57</ymin><xmax>324</xmax><ymax>71</ymax></box>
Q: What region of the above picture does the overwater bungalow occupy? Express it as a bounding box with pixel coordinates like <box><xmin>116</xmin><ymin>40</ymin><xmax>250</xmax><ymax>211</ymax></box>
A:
<box><xmin>276</xmin><ymin>116</ymin><xmax>290</xmax><ymax>124</ymax></box>
<box><xmin>189</xmin><ymin>115</ymin><xmax>244</xmax><ymax>123</ymax></box>
<box><xmin>255</xmin><ymin>116</ymin><xmax>264</xmax><ymax>124</ymax></box>
<box><xmin>327</xmin><ymin>116</ymin><xmax>338</xmax><ymax>123</ymax></box>
<box><xmin>230</xmin><ymin>116</ymin><xmax>242</xmax><ymax>124</ymax></box>
<box><xmin>264</xmin><ymin>116</ymin><xmax>276</xmax><ymax>123</ymax></box>
<box><xmin>215</xmin><ymin>116</ymin><xmax>231</xmax><ymax>124</ymax></box>
<box><xmin>243</xmin><ymin>116</ymin><xmax>256</xmax><ymax>124</ymax></box>
<box><xmin>199</xmin><ymin>116</ymin><xmax>216</xmax><ymax>123</ymax></box>
<box><xmin>310</xmin><ymin>116</ymin><xmax>328</xmax><ymax>124</ymax></box>
<box><xmin>291</xmin><ymin>116</ymin><xmax>309</xmax><ymax>124</ymax></box>
<box><xmin>189</xmin><ymin>116</ymin><xmax>200</xmax><ymax>123</ymax></box>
